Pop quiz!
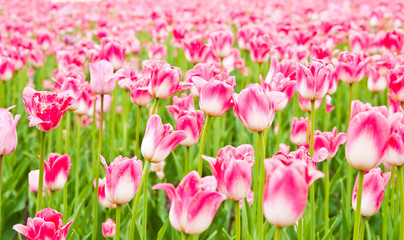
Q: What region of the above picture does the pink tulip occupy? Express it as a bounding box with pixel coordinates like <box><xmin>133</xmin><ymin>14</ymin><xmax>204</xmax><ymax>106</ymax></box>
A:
<box><xmin>265</xmin><ymin>56</ymin><xmax>297</xmax><ymax>82</ymax></box>
<box><xmin>13</xmin><ymin>208</ymin><xmax>73</xmax><ymax>240</ymax></box>
<box><xmin>387</xmin><ymin>94</ymin><xmax>402</xmax><ymax>115</ymax></box>
<box><xmin>192</xmin><ymin>72</ymin><xmax>236</xmax><ymax>117</ymax></box>
<box><xmin>296</xmin><ymin>59</ymin><xmax>333</xmax><ymax>100</ymax></box>
<box><xmin>185</xmin><ymin>63</ymin><xmax>220</xmax><ymax>97</ymax></box>
<box><xmin>23</xmin><ymin>87</ymin><xmax>72</xmax><ymax>132</ymax></box>
<box><xmin>141</xmin><ymin>114</ymin><xmax>187</xmax><ymax>163</ymax></box>
<box><xmin>203</xmin><ymin>144</ymin><xmax>254</xmax><ymax>200</ymax></box>
<box><xmin>0</xmin><ymin>106</ymin><xmax>20</xmax><ymax>155</ymax></box>
<box><xmin>237</xmin><ymin>26</ymin><xmax>254</xmax><ymax>50</ymax></box>
<box><xmin>73</xmin><ymin>81</ymin><xmax>95</xmax><ymax>115</ymax></box>
<box><xmin>148</xmin><ymin>42</ymin><xmax>167</xmax><ymax>60</ymax></box>
<box><xmin>261</xmin><ymin>73</ymin><xmax>296</xmax><ymax>112</ymax></box>
<box><xmin>176</xmin><ymin>110</ymin><xmax>204</xmax><ymax>147</ymax></box>
<box><xmin>29</xmin><ymin>49</ymin><xmax>44</xmax><ymax>68</ymax></box>
<box><xmin>207</xmin><ymin>29</ymin><xmax>234</xmax><ymax>58</ymax></box>
<box><xmin>182</xmin><ymin>36</ymin><xmax>208</xmax><ymax>64</ymax></box>
<box><xmin>313</xmin><ymin>127</ymin><xmax>346</xmax><ymax>159</ymax></box>
<box><xmin>100</xmin><ymin>155</ymin><xmax>143</xmax><ymax>205</ymax></box>
<box><xmin>387</xmin><ymin>66</ymin><xmax>404</xmax><ymax>102</ymax></box>
<box><xmin>233</xmin><ymin>84</ymin><xmax>284</xmax><ymax>132</ymax></box>
<box><xmin>383</xmin><ymin>122</ymin><xmax>404</xmax><ymax>166</ymax></box>
<box><xmin>144</xmin><ymin>60</ymin><xmax>190</xmax><ymax>99</ymax></box>
<box><xmin>171</xmin><ymin>24</ymin><xmax>189</xmax><ymax>49</ymax></box>
<box><xmin>153</xmin><ymin>171</ymin><xmax>226</xmax><ymax>235</ymax></box>
<box><xmin>383</xmin><ymin>29</ymin><xmax>404</xmax><ymax>53</ymax></box>
<box><xmin>129</xmin><ymin>78</ymin><xmax>153</xmax><ymax>106</ymax></box>
<box><xmin>94</xmin><ymin>178</ymin><xmax>116</xmax><ymax>209</ymax></box>
<box><xmin>346</xmin><ymin>101</ymin><xmax>400</xmax><ymax>170</ymax></box>
<box><xmin>279</xmin><ymin>143</ymin><xmax>291</xmax><ymax>155</ymax></box>
<box><xmin>367</xmin><ymin>65</ymin><xmax>387</xmax><ymax>93</ymax></box>
<box><xmin>290</xmin><ymin>117</ymin><xmax>309</xmax><ymax>145</ymax></box>
<box><xmin>249</xmin><ymin>35</ymin><xmax>271</xmax><ymax>64</ymax></box>
<box><xmin>352</xmin><ymin>168</ymin><xmax>390</xmax><ymax>216</ymax></box>
<box><xmin>102</xmin><ymin>218</ymin><xmax>116</xmax><ymax>238</ymax></box>
<box><xmin>327</xmin><ymin>68</ymin><xmax>339</xmax><ymax>95</ymax></box>
<box><xmin>89</xmin><ymin>60</ymin><xmax>115</xmax><ymax>95</ymax></box>
<box><xmin>263</xmin><ymin>158</ymin><xmax>323</xmax><ymax>226</ymax></box>
<box><xmin>36</xmin><ymin>29</ymin><xmax>52</xmax><ymax>51</ymax></box>
<box><xmin>28</xmin><ymin>170</ymin><xmax>45</xmax><ymax>196</ymax></box>
<box><xmin>166</xmin><ymin>93</ymin><xmax>195</xmax><ymax>120</ymax></box>
<box><xmin>0</xmin><ymin>57</ymin><xmax>15</xmax><ymax>81</ymax></box>
<box><xmin>151</xmin><ymin>161</ymin><xmax>166</xmax><ymax>180</ymax></box>
<box><xmin>298</xmin><ymin>94</ymin><xmax>322</xmax><ymax>112</ymax></box>
<box><xmin>100</xmin><ymin>39</ymin><xmax>126</xmax><ymax>70</ymax></box>
<box><xmin>335</xmin><ymin>52</ymin><xmax>369</xmax><ymax>84</ymax></box>
<box><xmin>44</xmin><ymin>153</ymin><xmax>71</xmax><ymax>191</ymax></box>
<box><xmin>325</xmin><ymin>95</ymin><xmax>335</xmax><ymax>113</ymax></box>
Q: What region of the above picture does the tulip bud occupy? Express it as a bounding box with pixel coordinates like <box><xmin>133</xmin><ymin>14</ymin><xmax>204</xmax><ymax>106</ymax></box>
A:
<box><xmin>89</xmin><ymin>60</ymin><xmax>115</xmax><ymax>95</ymax></box>
<box><xmin>0</xmin><ymin>106</ymin><xmax>20</xmax><ymax>155</ymax></box>
<box><xmin>102</xmin><ymin>218</ymin><xmax>116</xmax><ymax>238</ymax></box>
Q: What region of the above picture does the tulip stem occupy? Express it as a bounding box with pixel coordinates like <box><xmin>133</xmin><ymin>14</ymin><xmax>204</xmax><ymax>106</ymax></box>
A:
<box><xmin>12</xmin><ymin>75</ymin><xmax>18</xmax><ymax>106</ymax></box>
<box><xmin>91</xmin><ymin>103</ymin><xmax>97</xmax><ymax>176</ymax></box>
<box><xmin>359</xmin><ymin>216</ymin><xmax>367</xmax><ymax>240</ymax></box>
<box><xmin>198</xmin><ymin>115</ymin><xmax>211</xmax><ymax>176</ymax></box>
<box><xmin>234</xmin><ymin>200</ymin><xmax>241</xmax><ymax>240</ymax></box>
<box><xmin>116</xmin><ymin>204</ymin><xmax>122</xmax><ymax>240</ymax></box>
<box><xmin>220</xmin><ymin>58</ymin><xmax>223</xmax><ymax>73</ymax></box>
<box><xmin>57</xmin><ymin>118</ymin><xmax>63</xmax><ymax>153</ymax></box>
<box><xmin>276</xmin><ymin>111</ymin><xmax>282</xmax><ymax>151</ymax></box>
<box><xmin>257</xmin><ymin>63</ymin><xmax>261</xmax><ymax>83</ymax></box>
<box><xmin>111</xmin><ymin>89</ymin><xmax>116</xmax><ymax>157</ymax></box>
<box><xmin>298</xmin><ymin>218</ymin><xmax>303</xmax><ymax>240</ymax></box>
<box><xmin>48</xmin><ymin>191</ymin><xmax>53</xmax><ymax>209</ymax></box>
<box><xmin>257</xmin><ymin>131</ymin><xmax>265</xmax><ymax>240</ymax></box>
<box><xmin>185</xmin><ymin>147</ymin><xmax>190</xmax><ymax>175</ymax></box>
<box><xmin>324</xmin><ymin>159</ymin><xmax>330</xmax><ymax>237</ymax></box>
<box><xmin>0</xmin><ymin>155</ymin><xmax>3</xmax><ymax>235</ymax></box>
<box><xmin>398</xmin><ymin>166</ymin><xmax>404</xmax><ymax>240</ymax></box>
<box><xmin>309</xmin><ymin>100</ymin><xmax>315</xmax><ymax>240</ymax></box>
<box><xmin>129</xmin><ymin>160</ymin><xmax>151</xmax><ymax>240</ymax></box>
<box><xmin>346</xmin><ymin>83</ymin><xmax>353</xmax><ymax>228</ymax></box>
<box><xmin>65</xmin><ymin>111</ymin><xmax>70</xmax><ymax>154</ymax></box>
<box><xmin>353</xmin><ymin>170</ymin><xmax>364</xmax><ymax>240</ymax></box>
<box><xmin>122</xmin><ymin>90</ymin><xmax>129</xmax><ymax>153</ymax></box>
<box><xmin>142</xmin><ymin>161</ymin><xmax>150</xmax><ymax>240</ymax></box>
<box><xmin>275</xmin><ymin>226</ymin><xmax>282</xmax><ymax>240</ymax></box>
<box><xmin>135</xmin><ymin>106</ymin><xmax>142</xmax><ymax>157</ymax></box>
<box><xmin>92</xmin><ymin>94</ymin><xmax>104</xmax><ymax>240</ymax></box>
<box><xmin>392</xmin><ymin>166</ymin><xmax>399</xmax><ymax>220</ymax></box>
<box><xmin>63</xmin><ymin>179</ymin><xmax>68</xmax><ymax>222</ymax></box>
<box><xmin>151</xmin><ymin>98</ymin><xmax>159</xmax><ymax>115</ymax></box>
<box><xmin>75</xmin><ymin>115</ymin><xmax>82</xmax><ymax>208</ymax></box>
<box><xmin>37</xmin><ymin>131</ymin><xmax>46</xmax><ymax>212</ymax></box>
<box><xmin>0</xmin><ymin>81</ymin><xmax>4</xmax><ymax>107</ymax></box>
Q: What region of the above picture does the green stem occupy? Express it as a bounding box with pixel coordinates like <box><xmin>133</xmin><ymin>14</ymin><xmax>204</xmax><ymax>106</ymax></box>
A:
<box><xmin>122</xmin><ymin>90</ymin><xmax>129</xmax><ymax>152</ymax></box>
<box><xmin>275</xmin><ymin>226</ymin><xmax>283</xmax><ymax>240</ymax></box>
<box><xmin>75</xmin><ymin>115</ymin><xmax>82</xmax><ymax>207</ymax></box>
<box><xmin>257</xmin><ymin>63</ymin><xmax>262</xmax><ymax>83</ymax></box>
<box><xmin>198</xmin><ymin>115</ymin><xmax>211</xmax><ymax>176</ymax></box>
<box><xmin>1</xmin><ymin>81</ymin><xmax>5</xmax><ymax>107</ymax></box>
<box><xmin>359</xmin><ymin>216</ymin><xmax>367</xmax><ymax>240</ymax></box>
<box><xmin>142</xmin><ymin>161</ymin><xmax>150</xmax><ymax>240</ymax></box>
<box><xmin>234</xmin><ymin>200</ymin><xmax>240</xmax><ymax>240</ymax></box>
<box><xmin>398</xmin><ymin>166</ymin><xmax>404</xmax><ymax>240</ymax></box>
<box><xmin>353</xmin><ymin>170</ymin><xmax>365</xmax><ymax>240</ymax></box>
<box><xmin>185</xmin><ymin>147</ymin><xmax>190</xmax><ymax>175</ymax></box>
<box><xmin>276</xmin><ymin>111</ymin><xmax>282</xmax><ymax>151</ymax></box>
<box><xmin>116</xmin><ymin>205</ymin><xmax>122</xmax><ymax>240</ymax></box>
<box><xmin>92</xmin><ymin>95</ymin><xmax>104</xmax><ymax>240</ymax></box>
<box><xmin>111</xmin><ymin>90</ymin><xmax>116</xmax><ymax>157</ymax></box>
<box><xmin>324</xmin><ymin>159</ymin><xmax>330</xmax><ymax>237</ymax></box>
<box><xmin>309</xmin><ymin>100</ymin><xmax>315</xmax><ymax>240</ymax></box>
<box><xmin>92</xmin><ymin>103</ymin><xmax>97</xmax><ymax>177</ymax></box>
<box><xmin>48</xmin><ymin>191</ymin><xmax>53</xmax><ymax>209</ymax></box>
<box><xmin>135</xmin><ymin>106</ymin><xmax>142</xmax><ymax>157</ymax></box>
<box><xmin>257</xmin><ymin>131</ymin><xmax>265</xmax><ymax>240</ymax></box>
<box><xmin>12</xmin><ymin>76</ymin><xmax>18</xmax><ymax>106</ymax></box>
<box><xmin>390</xmin><ymin>167</ymin><xmax>397</xmax><ymax>220</ymax></box>
<box><xmin>37</xmin><ymin>131</ymin><xmax>46</xmax><ymax>212</ymax></box>
<box><xmin>65</xmin><ymin>111</ymin><xmax>70</xmax><ymax>154</ymax></box>
<box><xmin>57</xmin><ymin>118</ymin><xmax>63</xmax><ymax>153</ymax></box>
<box><xmin>182</xmin><ymin>233</ymin><xmax>189</xmax><ymax>240</ymax></box>
<box><xmin>0</xmin><ymin>155</ymin><xmax>3</xmax><ymax>235</ymax></box>
<box><xmin>63</xmin><ymin>180</ymin><xmax>68</xmax><ymax>223</ymax></box>
<box><xmin>298</xmin><ymin>218</ymin><xmax>303</xmax><ymax>240</ymax></box>
<box><xmin>151</xmin><ymin>98</ymin><xmax>159</xmax><ymax>115</ymax></box>
<box><xmin>393</xmin><ymin>166</ymin><xmax>399</xmax><ymax>220</ymax></box>
<box><xmin>129</xmin><ymin>160</ymin><xmax>151</xmax><ymax>240</ymax></box>
<box><xmin>347</xmin><ymin>84</ymin><xmax>353</xmax><ymax>224</ymax></box>
<box><xmin>220</xmin><ymin>58</ymin><xmax>223</xmax><ymax>73</ymax></box>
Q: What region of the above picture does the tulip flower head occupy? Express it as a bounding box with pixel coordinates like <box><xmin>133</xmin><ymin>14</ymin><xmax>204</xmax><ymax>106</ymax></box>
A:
<box><xmin>0</xmin><ymin>106</ymin><xmax>20</xmax><ymax>155</ymax></box>
<box><xmin>166</xmin><ymin>93</ymin><xmax>195</xmax><ymax>120</ymax></box>
<box><xmin>313</xmin><ymin>127</ymin><xmax>346</xmax><ymax>159</ymax></box>
<box><xmin>176</xmin><ymin>110</ymin><xmax>204</xmax><ymax>147</ymax></box>
<box><xmin>153</xmin><ymin>171</ymin><xmax>227</xmax><ymax>235</ymax></box>
<box><xmin>102</xmin><ymin>218</ymin><xmax>116</xmax><ymax>238</ymax></box>
<box><xmin>94</xmin><ymin>178</ymin><xmax>116</xmax><ymax>209</ymax></box>
<box><xmin>89</xmin><ymin>60</ymin><xmax>116</xmax><ymax>95</ymax></box>
<box><xmin>207</xmin><ymin>29</ymin><xmax>234</xmax><ymax>59</ymax></box>
<box><xmin>335</xmin><ymin>51</ymin><xmax>369</xmax><ymax>84</ymax></box>
<box><xmin>44</xmin><ymin>153</ymin><xmax>71</xmax><ymax>191</ymax></box>
<box><xmin>387</xmin><ymin>66</ymin><xmax>404</xmax><ymax>102</ymax></box>
<box><xmin>290</xmin><ymin>117</ymin><xmax>309</xmax><ymax>145</ymax></box>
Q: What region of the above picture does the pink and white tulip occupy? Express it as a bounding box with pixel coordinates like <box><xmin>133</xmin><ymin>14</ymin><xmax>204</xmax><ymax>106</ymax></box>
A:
<box><xmin>166</xmin><ymin>93</ymin><xmax>195</xmax><ymax>120</ymax></box>
<box><xmin>0</xmin><ymin>106</ymin><xmax>20</xmax><ymax>155</ymax></box>
<box><xmin>176</xmin><ymin>110</ymin><xmax>204</xmax><ymax>147</ymax></box>
<box><xmin>182</xmin><ymin>36</ymin><xmax>208</xmax><ymax>64</ymax></box>
<box><xmin>387</xmin><ymin>66</ymin><xmax>404</xmax><ymax>102</ymax></box>
<box><xmin>207</xmin><ymin>29</ymin><xmax>234</xmax><ymax>59</ymax></box>
<box><xmin>44</xmin><ymin>153</ymin><xmax>71</xmax><ymax>191</ymax></box>
<box><xmin>89</xmin><ymin>60</ymin><xmax>115</xmax><ymax>95</ymax></box>
<box><xmin>102</xmin><ymin>218</ymin><xmax>116</xmax><ymax>238</ymax></box>
<box><xmin>313</xmin><ymin>127</ymin><xmax>346</xmax><ymax>159</ymax></box>
<box><xmin>290</xmin><ymin>117</ymin><xmax>309</xmax><ymax>145</ymax></box>
<box><xmin>94</xmin><ymin>178</ymin><xmax>116</xmax><ymax>209</ymax></box>
<box><xmin>100</xmin><ymin>39</ymin><xmax>126</xmax><ymax>70</ymax></box>
<box><xmin>335</xmin><ymin>51</ymin><xmax>369</xmax><ymax>84</ymax></box>
<box><xmin>249</xmin><ymin>35</ymin><xmax>271</xmax><ymax>64</ymax></box>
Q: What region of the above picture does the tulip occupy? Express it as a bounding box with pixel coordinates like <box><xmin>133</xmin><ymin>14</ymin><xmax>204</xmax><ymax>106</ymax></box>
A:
<box><xmin>261</xmin><ymin>73</ymin><xmax>296</xmax><ymax>112</ymax></box>
<box><xmin>207</xmin><ymin>29</ymin><xmax>234</xmax><ymax>59</ymax></box>
<box><xmin>23</xmin><ymin>87</ymin><xmax>73</xmax><ymax>132</ymax></box>
<box><xmin>94</xmin><ymin>178</ymin><xmax>116</xmax><ymax>209</ymax></box>
<box><xmin>325</xmin><ymin>95</ymin><xmax>335</xmax><ymax>113</ymax></box>
<box><xmin>142</xmin><ymin>114</ymin><xmax>187</xmax><ymax>163</ymax></box>
<box><xmin>28</xmin><ymin>170</ymin><xmax>45</xmax><ymax>196</ymax></box>
<box><xmin>352</xmin><ymin>168</ymin><xmax>390</xmax><ymax>216</ymax></box>
<box><xmin>296</xmin><ymin>59</ymin><xmax>332</xmax><ymax>100</ymax></box>
<box><xmin>249</xmin><ymin>34</ymin><xmax>271</xmax><ymax>64</ymax></box>
<box><xmin>13</xmin><ymin>208</ymin><xmax>73</xmax><ymax>240</ymax></box>
<box><xmin>29</xmin><ymin>49</ymin><xmax>44</xmax><ymax>68</ymax></box>
<box><xmin>148</xmin><ymin>42</ymin><xmax>167</xmax><ymax>60</ymax></box>
<box><xmin>203</xmin><ymin>144</ymin><xmax>254</xmax><ymax>200</ymax></box>
<box><xmin>290</xmin><ymin>117</ymin><xmax>309</xmax><ymax>145</ymax></box>
<box><xmin>263</xmin><ymin>158</ymin><xmax>323</xmax><ymax>227</ymax></box>
<box><xmin>100</xmin><ymin>155</ymin><xmax>142</xmax><ymax>205</ymax></box>
<box><xmin>313</xmin><ymin>127</ymin><xmax>346</xmax><ymax>159</ymax></box>
<box><xmin>266</xmin><ymin>56</ymin><xmax>297</xmax><ymax>82</ymax></box>
<box><xmin>151</xmin><ymin>161</ymin><xmax>166</xmax><ymax>180</ymax></box>
<box><xmin>387</xmin><ymin>66</ymin><xmax>404</xmax><ymax>102</ymax></box>
<box><xmin>182</xmin><ymin>36</ymin><xmax>208</xmax><ymax>64</ymax></box>
<box><xmin>298</xmin><ymin>94</ymin><xmax>322</xmax><ymax>112</ymax></box>
<box><xmin>383</xmin><ymin>29</ymin><xmax>404</xmax><ymax>53</ymax></box>
<box><xmin>237</xmin><ymin>26</ymin><xmax>254</xmax><ymax>50</ymax></box>
<box><xmin>367</xmin><ymin>65</ymin><xmax>387</xmax><ymax>93</ymax></box>
<box><xmin>89</xmin><ymin>60</ymin><xmax>116</xmax><ymax>95</ymax></box>
<box><xmin>100</xmin><ymin>39</ymin><xmax>126</xmax><ymax>70</ymax></box>
<box><xmin>129</xmin><ymin>78</ymin><xmax>153</xmax><ymax>106</ymax></box>
<box><xmin>335</xmin><ymin>51</ymin><xmax>369</xmax><ymax>84</ymax></box>
<box><xmin>73</xmin><ymin>81</ymin><xmax>95</xmax><ymax>116</ymax></box>
<box><xmin>185</xmin><ymin>63</ymin><xmax>220</xmax><ymax>97</ymax></box>
<box><xmin>44</xmin><ymin>153</ymin><xmax>71</xmax><ymax>191</ymax></box>
<box><xmin>0</xmin><ymin>57</ymin><xmax>15</xmax><ymax>81</ymax></box>
<box><xmin>176</xmin><ymin>110</ymin><xmax>204</xmax><ymax>147</ymax></box>
<box><xmin>233</xmin><ymin>84</ymin><xmax>285</xmax><ymax>132</ymax></box>
<box><xmin>0</xmin><ymin>106</ymin><xmax>20</xmax><ymax>155</ymax></box>
<box><xmin>383</xmin><ymin>123</ymin><xmax>404</xmax><ymax>166</ymax></box>
<box><xmin>166</xmin><ymin>93</ymin><xmax>195</xmax><ymax>120</ymax></box>
<box><xmin>36</xmin><ymin>29</ymin><xmax>52</xmax><ymax>51</ymax></box>
<box><xmin>102</xmin><ymin>218</ymin><xmax>116</xmax><ymax>238</ymax></box>
<box><xmin>153</xmin><ymin>171</ymin><xmax>226</xmax><ymax>235</ymax></box>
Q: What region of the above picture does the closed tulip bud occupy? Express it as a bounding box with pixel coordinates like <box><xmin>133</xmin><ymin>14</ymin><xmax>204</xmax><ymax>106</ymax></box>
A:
<box><xmin>367</xmin><ymin>66</ymin><xmax>387</xmax><ymax>93</ymax></box>
<box><xmin>100</xmin><ymin>155</ymin><xmax>143</xmax><ymax>205</ymax></box>
<box><xmin>13</xmin><ymin>208</ymin><xmax>73</xmax><ymax>240</ymax></box>
<box><xmin>94</xmin><ymin>178</ymin><xmax>116</xmax><ymax>209</ymax></box>
<box><xmin>192</xmin><ymin>73</ymin><xmax>236</xmax><ymax>117</ymax></box>
<box><xmin>290</xmin><ymin>117</ymin><xmax>309</xmax><ymax>145</ymax></box>
<box><xmin>237</xmin><ymin>26</ymin><xmax>254</xmax><ymax>50</ymax></box>
<box><xmin>44</xmin><ymin>153</ymin><xmax>71</xmax><ymax>191</ymax></box>
<box><xmin>203</xmin><ymin>144</ymin><xmax>254</xmax><ymax>200</ymax></box>
<box><xmin>100</xmin><ymin>39</ymin><xmax>126</xmax><ymax>70</ymax></box>
<box><xmin>296</xmin><ymin>59</ymin><xmax>332</xmax><ymax>100</ymax></box>
<box><xmin>261</xmin><ymin>73</ymin><xmax>296</xmax><ymax>112</ymax></box>
<box><xmin>153</xmin><ymin>171</ymin><xmax>226</xmax><ymax>235</ymax></box>
<box><xmin>142</xmin><ymin>115</ymin><xmax>187</xmax><ymax>163</ymax></box>
<box><xmin>129</xmin><ymin>78</ymin><xmax>153</xmax><ymax>106</ymax></box>
<box><xmin>176</xmin><ymin>110</ymin><xmax>204</xmax><ymax>147</ymax></box>
<box><xmin>335</xmin><ymin>51</ymin><xmax>369</xmax><ymax>84</ymax></box>
<box><xmin>387</xmin><ymin>66</ymin><xmax>404</xmax><ymax>102</ymax></box>
<box><xmin>352</xmin><ymin>168</ymin><xmax>390</xmax><ymax>216</ymax></box>
<box><xmin>0</xmin><ymin>57</ymin><xmax>15</xmax><ymax>81</ymax></box>
<box><xmin>313</xmin><ymin>127</ymin><xmax>346</xmax><ymax>159</ymax></box>
<box><xmin>28</xmin><ymin>170</ymin><xmax>45</xmax><ymax>196</ymax></box>
<box><xmin>383</xmin><ymin>123</ymin><xmax>404</xmax><ymax>166</ymax></box>
<box><xmin>102</xmin><ymin>218</ymin><xmax>116</xmax><ymax>238</ymax></box>
<box><xmin>249</xmin><ymin>34</ymin><xmax>271</xmax><ymax>64</ymax></box>
<box><xmin>182</xmin><ymin>36</ymin><xmax>208</xmax><ymax>64</ymax></box>
<box><xmin>0</xmin><ymin>106</ymin><xmax>20</xmax><ymax>155</ymax></box>
<box><xmin>207</xmin><ymin>29</ymin><xmax>234</xmax><ymax>58</ymax></box>
<box><xmin>90</xmin><ymin>60</ymin><xmax>116</xmax><ymax>95</ymax></box>
<box><xmin>233</xmin><ymin>84</ymin><xmax>285</xmax><ymax>132</ymax></box>
<box><xmin>23</xmin><ymin>87</ymin><xmax>73</xmax><ymax>132</ymax></box>
<box><xmin>263</xmin><ymin>158</ymin><xmax>324</xmax><ymax>227</ymax></box>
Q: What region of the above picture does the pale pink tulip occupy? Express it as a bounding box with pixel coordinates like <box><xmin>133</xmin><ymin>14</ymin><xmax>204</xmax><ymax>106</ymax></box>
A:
<box><xmin>153</xmin><ymin>171</ymin><xmax>226</xmax><ymax>235</ymax></box>
<box><xmin>0</xmin><ymin>106</ymin><xmax>20</xmax><ymax>155</ymax></box>
<box><xmin>89</xmin><ymin>60</ymin><xmax>115</xmax><ymax>95</ymax></box>
<box><xmin>383</xmin><ymin>122</ymin><xmax>404</xmax><ymax>166</ymax></box>
<box><xmin>129</xmin><ymin>78</ymin><xmax>153</xmax><ymax>106</ymax></box>
<box><xmin>94</xmin><ymin>178</ymin><xmax>116</xmax><ymax>209</ymax></box>
<box><xmin>102</xmin><ymin>218</ymin><xmax>116</xmax><ymax>238</ymax></box>
<box><xmin>185</xmin><ymin>63</ymin><xmax>220</xmax><ymax>97</ymax></box>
